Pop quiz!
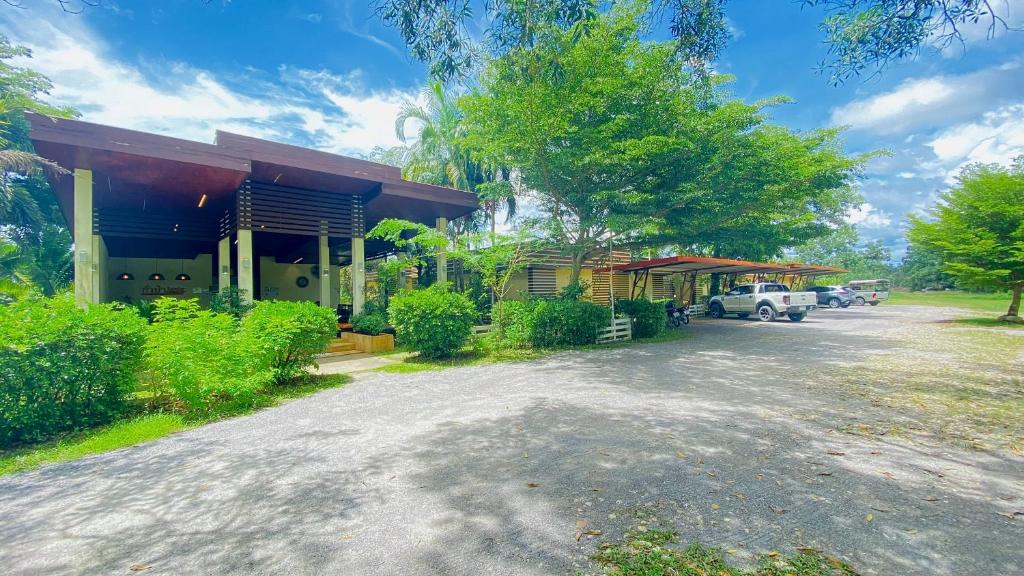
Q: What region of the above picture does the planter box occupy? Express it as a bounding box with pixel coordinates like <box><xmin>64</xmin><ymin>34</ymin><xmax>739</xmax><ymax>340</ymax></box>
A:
<box><xmin>341</xmin><ymin>332</ymin><xmax>395</xmax><ymax>353</ymax></box>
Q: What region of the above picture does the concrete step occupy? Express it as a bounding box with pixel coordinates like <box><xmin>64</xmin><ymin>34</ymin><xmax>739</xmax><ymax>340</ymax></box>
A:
<box><xmin>325</xmin><ymin>339</ymin><xmax>357</xmax><ymax>353</ymax></box>
<box><xmin>318</xmin><ymin>349</ymin><xmax>362</xmax><ymax>359</ymax></box>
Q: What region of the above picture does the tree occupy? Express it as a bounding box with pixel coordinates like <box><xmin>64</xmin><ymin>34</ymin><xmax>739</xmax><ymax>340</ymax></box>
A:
<box><xmin>461</xmin><ymin>7</ymin><xmax>865</xmax><ymax>284</ymax></box>
<box><xmin>0</xmin><ymin>34</ymin><xmax>76</xmax><ymax>296</ymax></box>
<box><xmin>908</xmin><ymin>160</ymin><xmax>1024</xmax><ymax>321</ymax></box>
<box><xmin>658</xmin><ymin>126</ymin><xmax>868</xmax><ymax>261</ymax></box>
<box><xmin>375</xmin><ymin>0</ymin><xmax>1015</xmax><ymax>83</ymax></box>
<box><xmin>394</xmin><ymin>81</ymin><xmax>516</xmax><ymax>238</ymax></box>
<box><xmin>894</xmin><ymin>244</ymin><xmax>954</xmax><ymax>290</ymax></box>
<box><xmin>451</xmin><ymin>229</ymin><xmax>534</xmax><ymax>332</ymax></box>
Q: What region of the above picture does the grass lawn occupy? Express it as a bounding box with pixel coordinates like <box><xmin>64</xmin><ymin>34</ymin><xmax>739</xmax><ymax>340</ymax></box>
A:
<box><xmin>587</xmin><ymin>528</ymin><xmax>859</xmax><ymax>576</ymax></box>
<box><xmin>887</xmin><ymin>290</ymin><xmax>1013</xmax><ymax>316</ymax></box>
<box><xmin>0</xmin><ymin>373</ymin><xmax>349</xmax><ymax>477</ymax></box>
<box><xmin>376</xmin><ymin>329</ymin><xmax>690</xmax><ymax>374</ymax></box>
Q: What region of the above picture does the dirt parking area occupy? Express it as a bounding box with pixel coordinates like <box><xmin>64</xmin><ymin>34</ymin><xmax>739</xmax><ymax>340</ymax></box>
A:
<box><xmin>1</xmin><ymin>305</ymin><xmax>1022</xmax><ymax>575</ymax></box>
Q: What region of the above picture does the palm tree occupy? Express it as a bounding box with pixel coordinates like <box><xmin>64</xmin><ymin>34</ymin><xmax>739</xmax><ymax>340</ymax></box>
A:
<box><xmin>395</xmin><ymin>82</ymin><xmax>517</xmax><ymax>237</ymax></box>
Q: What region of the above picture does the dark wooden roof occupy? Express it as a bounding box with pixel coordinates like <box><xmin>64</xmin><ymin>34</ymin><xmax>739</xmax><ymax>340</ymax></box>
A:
<box><xmin>26</xmin><ymin>113</ymin><xmax>478</xmax><ymax>232</ymax></box>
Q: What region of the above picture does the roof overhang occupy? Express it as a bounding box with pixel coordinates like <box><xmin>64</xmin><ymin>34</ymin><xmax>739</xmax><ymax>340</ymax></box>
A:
<box><xmin>604</xmin><ymin>255</ymin><xmax>846</xmax><ymax>277</ymax></box>
<box><xmin>27</xmin><ymin>113</ymin><xmax>479</xmax><ymax>232</ymax></box>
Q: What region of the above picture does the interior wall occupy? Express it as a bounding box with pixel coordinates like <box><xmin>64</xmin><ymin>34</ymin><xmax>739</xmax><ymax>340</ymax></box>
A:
<box><xmin>259</xmin><ymin>257</ymin><xmax>339</xmax><ymax>307</ymax></box>
<box><xmin>106</xmin><ymin>254</ymin><xmax>214</xmax><ymax>306</ymax></box>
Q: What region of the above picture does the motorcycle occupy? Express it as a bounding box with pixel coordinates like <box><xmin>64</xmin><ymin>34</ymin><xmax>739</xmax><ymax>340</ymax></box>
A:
<box><xmin>665</xmin><ymin>301</ymin><xmax>690</xmax><ymax>327</ymax></box>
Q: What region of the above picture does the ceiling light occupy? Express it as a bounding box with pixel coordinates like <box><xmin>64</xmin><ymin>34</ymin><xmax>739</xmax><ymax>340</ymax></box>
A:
<box><xmin>197</xmin><ymin>194</ymin><xmax>208</xmax><ymax>208</ymax></box>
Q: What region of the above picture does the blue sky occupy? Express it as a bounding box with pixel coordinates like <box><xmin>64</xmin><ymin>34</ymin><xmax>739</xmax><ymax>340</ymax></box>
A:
<box><xmin>2</xmin><ymin>0</ymin><xmax>1023</xmax><ymax>258</ymax></box>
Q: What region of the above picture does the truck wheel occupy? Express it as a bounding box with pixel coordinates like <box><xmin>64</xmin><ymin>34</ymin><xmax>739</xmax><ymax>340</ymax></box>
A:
<box><xmin>737</xmin><ymin>313</ymin><xmax>750</xmax><ymax>319</ymax></box>
<box><xmin>709</xmin><ymin>303</ymin><xmax>725</xmax><ymax>319</ymax></box>
<box><xmin>757</xmin><ymin>304</ymin><xmax>776</xmax><ymax>322</ymax></box>
<box><xmin>828</xmin><ymin>297</ymin><xmax>841</xmax><ymax>308</ymax></box>
<box><xmin>855</xmin><ymin>296</ymin><xmax>866</xmax><ymax>306</ymax></box>
<box><xmin>789</xmin><ymin>312</ymin><xmax>806</xmax><ymax>322</ymax></box>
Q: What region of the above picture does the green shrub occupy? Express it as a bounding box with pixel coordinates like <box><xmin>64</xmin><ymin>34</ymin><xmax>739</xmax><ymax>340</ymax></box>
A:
<box><xmin>530</xmin><ymin>298</ymin><xmax>608</xmax><ymax>347</ymax></box>
<box><xmin>210</xmin><ymin>287</ymin><xmax>253</xmax><ymax>319</ymax></box>
<box><xmin>615</xmin><ymin>298</ymin><xmax>666</xmax><ymax>339</ymax></box>
<box><xmin>351</xmin><ymin>311</ymin><xmax>387</xmax><ymax>335</ymax></box>
<box><xmin>388</xmin><ymin>286</ymin><xmax>477</xmax><ymax>358</ymax></box>
<box><xmin>493</xmin><ymin>299</ymin><xmax>539</xmax><ymax>348</ymax></box>
<box><xmin>241</xmin><ymin>300</ymin><xmax>336</xmax><ymax>383</ymax></box>
<box><xmin>0</xmin><ymin>295</ymin><xmax>147</xmax><ymax>448</ymax></box>
<box><xmin>145</xmin><ymin>300</ymin><xmax>274</xmax><ymax>412</ymax></box>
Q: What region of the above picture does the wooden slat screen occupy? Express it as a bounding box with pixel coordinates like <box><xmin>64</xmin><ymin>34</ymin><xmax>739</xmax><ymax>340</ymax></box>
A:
<box><xmin>94</xmin><ymin>208</ymin><xmax>220</xmax><ymax>241</ymax></box>
<box><xmin>238</xmin><ymin>181</ymin><xmax>365</xmax><ymax>238</ymax></box>
<box><xmin>652</xmin><ymin>273</ymin><xmax>675</xmax><ymax>300</ymax></box>
<box><xmin>527</xmin><ymin>267</ymin><xmax>557</xmax><ymax>296</ymax></box>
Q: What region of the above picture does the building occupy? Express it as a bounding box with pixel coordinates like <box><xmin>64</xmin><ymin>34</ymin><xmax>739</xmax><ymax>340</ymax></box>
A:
<box><xmin>26</xmin><ymin>113</ymin><xmax>477</xmax><ymax>314</ymax></box>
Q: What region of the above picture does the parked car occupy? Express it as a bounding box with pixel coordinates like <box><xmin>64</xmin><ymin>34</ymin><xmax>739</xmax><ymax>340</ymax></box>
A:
<box><xmin>845</xmin><ymin>279</ymin><xmax>891</xmax><ymax>306</ymax></box>
<box><xmin>806</xmin><ymin>285</ymin><xmax>853</xmax><ymax>308</ymax></box>
<box><xmin>708</xmin><ymin>283</ymin><xmax>817</xmax><ymax>322</ymax></box>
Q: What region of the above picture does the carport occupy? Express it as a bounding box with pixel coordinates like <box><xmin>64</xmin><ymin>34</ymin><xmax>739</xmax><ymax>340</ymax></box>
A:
<box><xmin>604</xmin><ymin>255</ymin><xmax>845</xmax><ymax>306</ymax></box>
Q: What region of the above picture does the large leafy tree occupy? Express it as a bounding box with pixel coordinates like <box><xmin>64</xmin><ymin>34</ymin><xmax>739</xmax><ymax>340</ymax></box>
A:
<box><xmin>461</xmin><ymin>7</ymin><xmax>865</xmax><ymax>283</ymax></box>
<box><xmin>374</xmin><ymin>0</ymin><xmax>1015</xmax><ymax>83</ymax></box>
<box><xmin>908</xmin><ymin>160</ymin><xmax>1024</xmax><ymax>321</ymax></box>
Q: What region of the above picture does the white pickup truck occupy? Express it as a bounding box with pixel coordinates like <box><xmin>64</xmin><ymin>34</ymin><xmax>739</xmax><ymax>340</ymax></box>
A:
<box><xmin>708</xmin><ymin>283</ymin><xmax>817</xmax><ymax>322</ymax></box>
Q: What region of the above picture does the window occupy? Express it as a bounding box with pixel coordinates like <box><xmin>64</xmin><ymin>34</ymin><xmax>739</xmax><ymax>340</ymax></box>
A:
<box><xmin>730</xmin><ymin>285</ymin><xmax>753</xmax><ymax>295</ymax></box>
<box><xmin>760</xmin><ymin>284</ymin><xmax>790</xmax><ymax>293</ymax></box>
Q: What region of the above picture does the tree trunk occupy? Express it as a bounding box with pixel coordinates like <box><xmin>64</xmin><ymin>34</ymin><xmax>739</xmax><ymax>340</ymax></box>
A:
<box><xmin>999</xmin><ymin>282</ymin><xmax>1023</xmax><ymax>322</ymax></box>
<box><xmin>569</xmin><ymin>251</ymin><xmax>585</xmax><ymax>288</ymax></box>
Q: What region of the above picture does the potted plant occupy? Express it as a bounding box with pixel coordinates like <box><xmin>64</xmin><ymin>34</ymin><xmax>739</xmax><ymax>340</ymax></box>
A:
<box><xmin>343</xmin><ymin>311</ymin><xmax>394</xmax><ymax>352</ymax></box>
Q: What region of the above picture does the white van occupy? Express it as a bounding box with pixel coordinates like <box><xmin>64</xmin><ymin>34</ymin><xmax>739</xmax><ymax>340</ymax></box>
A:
<box><xmin>845</xmin><ymin>279</ymin><xmax>891</xmax><ymax>306</ymax></box>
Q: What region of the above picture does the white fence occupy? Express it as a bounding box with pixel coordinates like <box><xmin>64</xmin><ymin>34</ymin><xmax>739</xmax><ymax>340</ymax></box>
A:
<box><xmin>472</xmin><ymin>324</ymin><xmax>495</xmax><ymax>335</ymax></box>
<box><xmin>597</xmin><ymin>317</ymin><xmax>632</xmax><ymax>344</ymax></box>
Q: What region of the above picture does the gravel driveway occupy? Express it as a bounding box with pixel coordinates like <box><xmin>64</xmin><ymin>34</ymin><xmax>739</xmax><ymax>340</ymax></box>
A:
<box><xmin>1</xmin><ymin>306</ymin><xmax>1022</xmax><ymax>575</ymax></box>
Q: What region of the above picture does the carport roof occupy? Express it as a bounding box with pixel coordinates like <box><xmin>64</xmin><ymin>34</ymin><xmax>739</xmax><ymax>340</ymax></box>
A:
<box><xmin>606</xmin><ymin>255</ymin><xmax>846</xmax><ymax>277</ymax></box>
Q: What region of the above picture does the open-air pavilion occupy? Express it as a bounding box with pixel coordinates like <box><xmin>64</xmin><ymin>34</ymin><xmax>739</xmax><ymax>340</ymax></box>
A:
<box><xmin>602</xmin><ymin>255</ymin><xmax>846</xmax><ymax>304</ymax></box>
<box><xmin>26</xmin><ymin>113</ymin><xmax>478</xmax><ymax>314</ymax></box>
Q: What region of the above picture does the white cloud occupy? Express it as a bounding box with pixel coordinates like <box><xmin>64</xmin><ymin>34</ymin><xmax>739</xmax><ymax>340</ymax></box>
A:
<box><xmin>928</xmin><ymin>103</ymin><xmax>1024</xmax><ymax>181</ymax></box>
<box><xmin>830</xmin><ymin>61</ymin><xmax>1024</xmax><ymax>135</ymax></box>
<box><xmin>845</xmin><ymin>203</ymin><xmax>893</xmax><ymax>229</ymax></box>
<box><xmin>0</xmin><ymin>7</ymin><xmax>418</xmax><ymax>156</ymax></box>
<box><xmin>896</xmin><ymin>171</ymin><xmax>916</xmax><ymax>179</ymax></box>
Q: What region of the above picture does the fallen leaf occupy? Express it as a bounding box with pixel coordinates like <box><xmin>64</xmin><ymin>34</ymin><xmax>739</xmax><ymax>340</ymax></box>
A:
<box><xmin>129</xmin><ymin>565</ymin><xmax>152</xmax><ymax>573</ymax></box>
<box><xmin>870</xmin><ymin>451</ymin><xmax>881</xmax><ymax>455</ymax></box>
<box><xmin>870</xmin><ymin>506</ymin><xmax>890</xmax><ymax>513</ymax></box>
<box><xmin>731</xmin><ymin>492</ymin><xmax>748</xmax><ymax>502</ymax></box>
<box><xmin>769</xmin><ymin>506</ymin><xmax>787</xmax><ymax>514</ymax></box>
<box><xmin>755</xmin><ymin>474</ymin><xmax>764</xmax><ymax>481</ymax></box>
<box><xmin>527</xmin><ymin>482</ymin><xmax>541</xmax><ymax>488</ymax></box>
<box><xmin>997</xmin><ymin>511</ymin><xmax>1023</xmax><ymax>520</ymax></box>
<box><xmin>340</xmin><ymin>534</ymin><xmax>354</xmax><ymax>541</ymax></box>
<box><xmin>797</xmin><ymin>547</ymin><xmax>822</xmax><ymax>554</ymax></box>
<box><xmin>711</xmin><ymin>503</ymin><xmax>721</xmax><ymax>510</ymax></box>
<box><xmin>922</xmin><ymin>496</ymin><xmax>940</xmax><ymax>502</ymax></box>
<box><xmin>584</xmin><ymin>529</ymin><xmax>603</xmax><ymax>536</ymax></box>
<box><xmin>676</xmin><ymin>451</ymin><xmax>687</xmax><ymax>459</ymax></box>
<box><xmin>865</xmin><ymin>513</ymin><xmax>874</xmax><ymax>522</ymax></box>
<box><xmin>817</xmin><ymin>472</ymin><xmax>833</xmax><ymax>477</ymax></box>
<box><xmin>827</xmin><ymin>451</ymin><xmax>845</xmax><ymax>456</ymax></box>
<box><xmin>766</xmin><ymin>550</ymin><xmax>780</xmax><ymax>557</ymax></box>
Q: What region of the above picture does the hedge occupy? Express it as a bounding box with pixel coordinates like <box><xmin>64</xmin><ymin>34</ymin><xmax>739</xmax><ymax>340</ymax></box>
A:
<box><xmin>530</xmin><ymin>298</ymin><xmax>608</xmax><ymax>347</ymax></box>
<box><xmin>0</xmin><ymin>296</ymin><xmax>147</xmax><ymax>448</ymax></box>
<box><xmin>242</xmin><ymin>300</ymin><xmax>336</xmax><ymax>382</ymax></box>
<box><xmin>388</xmin><ymin>286</ymin><xmax>477</xmax><ymax>358</ymax></box>
<box><xmin>615</xmin><ymin>298</ymin><xmax>666</xmax><ymax>339</ymax></box>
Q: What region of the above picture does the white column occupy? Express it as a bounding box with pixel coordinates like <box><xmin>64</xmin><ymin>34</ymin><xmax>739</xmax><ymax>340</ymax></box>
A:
<box><xmin>92</xmin><ymin>234</ymin><xmax>107</xmax><ymax>304</ymax></box>
<box><xmin>237</xmin><ymin>228</ymin><xmax>254</xmax><ymax>303</ymax></box>
<box><xmin>319</xmin><ymin>232</ymin><xmax>331</xmax><ymax>308</ymax></box>
<box><xmin>218</xmin><ymin>235</ymin><xmax>232</xmax><ymax>293</ymax></box>
<box><xmin>73</xmin><ymin>168</ymin><xmax>96</xmax><ymax>306</ymax></box>
<box><xmin>351</xmin><ymin>236</ymin><xmax>365</xmax><ymax>315</ymax></box>
<box><xmin>435</xmin><ymin>216</ymin><xmax>447</xmax><ymax>287</ymax></box>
